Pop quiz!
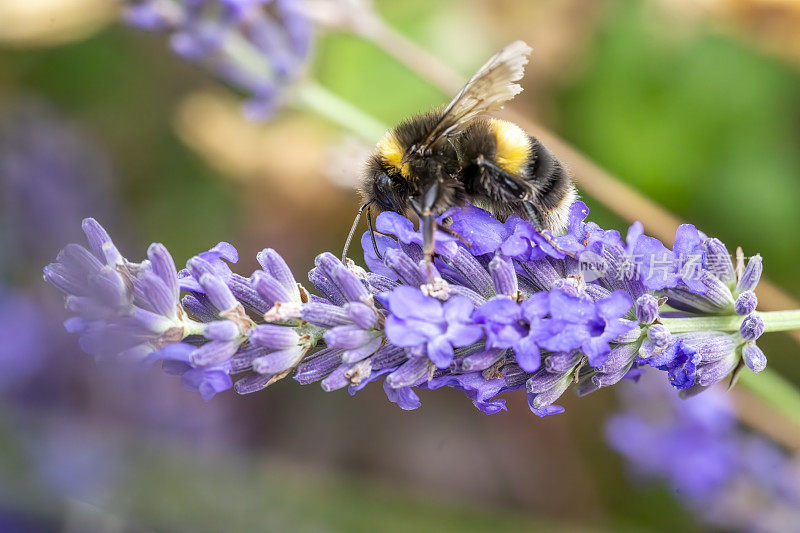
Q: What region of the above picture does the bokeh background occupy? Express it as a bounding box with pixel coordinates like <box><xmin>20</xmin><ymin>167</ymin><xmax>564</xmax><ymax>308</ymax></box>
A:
<box><xmin>1</xmin><ymin>0</ymin><xmax>799</xmax><ymax>530</ymax></box>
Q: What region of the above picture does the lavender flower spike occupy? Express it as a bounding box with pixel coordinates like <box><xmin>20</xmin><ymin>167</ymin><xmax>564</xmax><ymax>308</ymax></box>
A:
<box><xmin>46</xmin><ymin>201</ymin><xmax>785</xmax><ymax>415</ymax></box>
<box><xmin>45</xmin><ymin>218</ymin><xmax>195</xmax><ymax>363</ymax></box>
<box><xmin>121</xmin><ymin>0</ymin><xmax>314</xmax><ymax>119</ymax></box>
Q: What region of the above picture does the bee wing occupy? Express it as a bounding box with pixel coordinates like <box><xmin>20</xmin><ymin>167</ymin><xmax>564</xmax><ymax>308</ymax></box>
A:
<box><xmin>422</xmin><ymin>40</ymin><xmax>533</xmax><ymax>147</ymax></box>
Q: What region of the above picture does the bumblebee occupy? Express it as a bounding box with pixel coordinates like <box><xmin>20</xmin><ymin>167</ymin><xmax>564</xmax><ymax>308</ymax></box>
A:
<box><xmin>342</xmin><ymin>41</ymin><xmax>576</xmax><ymax>261</ymax></box>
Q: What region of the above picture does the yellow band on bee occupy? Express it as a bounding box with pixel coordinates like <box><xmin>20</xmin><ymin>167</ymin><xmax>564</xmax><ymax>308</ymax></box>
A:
<box><xmin>376</xmin><ymin>131</ymin><xmax>412</xmax><ymax>179</ymax></box>
<box><xmin>489</xmin><ymin>118</ymin><xmax>530</xmax><ymax>174</ymax></box>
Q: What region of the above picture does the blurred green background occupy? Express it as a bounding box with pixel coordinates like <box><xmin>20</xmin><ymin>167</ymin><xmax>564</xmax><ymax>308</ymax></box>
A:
<box><xmin>0</xmin><ymin>0</ymin><xmax>798</xmax><ymax>530</ymax></box>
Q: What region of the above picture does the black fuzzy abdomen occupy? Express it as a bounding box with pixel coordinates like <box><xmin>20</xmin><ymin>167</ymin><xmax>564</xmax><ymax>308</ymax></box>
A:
<box><xmin>527</xmin><ymin>136</ymin><xmax>570</xmax><ymax>212</ymax></box>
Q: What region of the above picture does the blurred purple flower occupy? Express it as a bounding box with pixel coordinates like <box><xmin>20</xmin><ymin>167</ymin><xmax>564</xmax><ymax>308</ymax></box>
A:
<box><xmin>607</xmin><ymin>371</ymin><xmax>800</xmax><ymax>530</ymax></box>
<box><xmin>0</xmin><ymin>288</ymin><xmax>47</xmax><ymax>392</ymax></box>
<box><xmin>0</xmin><ymin>102</ymin><xmax>115</xmax><ymax>274</ymax></box>
<box><xmin>120</xmin><ymin>0</ymin><xmax>314</xmax><ymax>119</ymax></box>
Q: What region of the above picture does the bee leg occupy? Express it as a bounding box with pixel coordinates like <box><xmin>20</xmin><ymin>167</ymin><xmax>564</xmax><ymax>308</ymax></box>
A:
<box><xmin>422</xmin><ymin>214</ymin><xmax>436</xmax><ymax>271</ymax></box>
<box><xmin>437</xmin><ymin>224</ymin><xmax>471</xmax><ymax>248</ymax></box>
<box><xmin>523</xmin><ymin>201</ymin><xmax>574</xmax><ymax>257</ymax></box>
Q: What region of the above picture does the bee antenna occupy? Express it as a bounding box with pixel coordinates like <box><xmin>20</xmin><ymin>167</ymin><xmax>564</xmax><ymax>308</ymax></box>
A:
<box><xmin>366</xmin><ymin>204</ymin><xmax>382</xmax><ymax>260</ymax></box>
<box><xmin>342</xmin><ymin>201</ymin><xmax>381</xmax><ymax>262</ymax></box>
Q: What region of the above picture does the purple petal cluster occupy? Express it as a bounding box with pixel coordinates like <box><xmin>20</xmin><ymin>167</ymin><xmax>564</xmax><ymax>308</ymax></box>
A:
<box><xmin>121</xmin><ymin>0</ymin><xmax>314</xmax><ymax>119</ymax></box>
<box><xmin>607</xmin><ymin>371</ymin><xmax>800</xmax><ymax>530</ymax></box>
<box><xmin>45</xmin><ymin>201</ymin><xmax>770</xmax><ymax>415</ymax></box>
<box><xmin>44</xmin><ymin>219</ymin><xmax>185</xmax><ymax>362</ymax></box>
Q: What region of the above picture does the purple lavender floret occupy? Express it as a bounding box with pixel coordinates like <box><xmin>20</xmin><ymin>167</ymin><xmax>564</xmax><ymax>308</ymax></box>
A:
<box><xmin>384</xmin><ymin>288</ymin><xmax>482</xmax><ymax>368</ymax></box>
<box><xmin>44</xmin><ymin>201</ymin><xmax>770</xmax><ymax>415</ymax></box>
<box><xmin>120</xmin><ymin>0</ymin><xmax>314</xmax><ymax>119</ymax></box>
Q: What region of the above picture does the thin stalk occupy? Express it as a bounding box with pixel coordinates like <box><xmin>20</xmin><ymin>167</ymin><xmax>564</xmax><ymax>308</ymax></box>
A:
<box><xmin>660</xmin><ymin>310</ymin><xmax>800</xmax><ymax>334</ymax></box>
<box><xmin>294</xmin><ymin>82</ymin><xmax>387</xmax><ymax>142</ymax></box>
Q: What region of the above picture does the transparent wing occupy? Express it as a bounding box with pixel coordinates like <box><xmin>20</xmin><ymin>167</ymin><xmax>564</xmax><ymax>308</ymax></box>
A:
<box><xmin>421</xmin><ymin>40</ymin><xmax>533</xmax><ymax>148</ymax></box>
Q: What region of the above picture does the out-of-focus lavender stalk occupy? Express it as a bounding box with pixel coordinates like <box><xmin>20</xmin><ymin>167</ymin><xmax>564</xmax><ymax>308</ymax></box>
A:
<box><xmin>608</xmin><ymin>370</ymin><xmax>800</xmax><ymax>531</ymax></box>
<box><xmin>0</xmin><ymin>101</ymin><xmax>115</xmax><ymax>275</ymax></box>
<box><xmin>121</xmin><ymin>0</ymin><xmax>313</xmax><ymax>119</ymax></box>
<box><xmin>45</xmin><ymin>201</ymin><xmax>791</xmax><ymax>416</ymax></box>
<box><xmin>1</xmin><ymin>101</ymin><xmax>236</xmax><ymax>505</ymax></box>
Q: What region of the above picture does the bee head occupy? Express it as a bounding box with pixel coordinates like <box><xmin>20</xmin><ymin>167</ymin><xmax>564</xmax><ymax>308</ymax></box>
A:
<box><xmin>362</xmin><ymin>154</ymin><xmax>413</xmax><ymax>214</ymax></box>
<box><xmin>365</xmin><ymin>126</ymin><xmax>462</xmax><ymax>216</ymax></box>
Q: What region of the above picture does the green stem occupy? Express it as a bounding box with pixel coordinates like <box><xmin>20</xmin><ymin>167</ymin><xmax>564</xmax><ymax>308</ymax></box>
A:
<box><xmin>660</xmin><ymin>310</ymin><xmax>800</xmax><ymax>334</ymax></box>
<box><xmin>294</xmin><ymin>82</ymin><xmax>388</xmax><ymax>142</ymax></box>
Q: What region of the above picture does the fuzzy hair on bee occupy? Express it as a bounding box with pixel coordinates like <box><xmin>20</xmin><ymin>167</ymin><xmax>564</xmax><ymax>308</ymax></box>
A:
<box><xmin>343</xmin><ymin>40</ymin><xmax>576</xmax><ymax>263</ymax></box>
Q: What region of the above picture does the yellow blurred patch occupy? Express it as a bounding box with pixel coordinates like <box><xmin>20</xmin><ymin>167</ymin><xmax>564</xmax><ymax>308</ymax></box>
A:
<box><xmin>0</xmin><ymin>0</ymin><xmax>116</xmax><ymax>46</ymax></box>
<box><xmin>490</xmin><ymin>118</ymin><xmax>530</xmax><ymax>174</ymax></box>
<box><xmin>174</xmin><ymin>90</ymin><xmax>338</xmax><ymax>201</ymax></box>
<box><xmin>376</xmin><ymin>131</ymin><xmax>411</xmax><ymax>179</ymax></box>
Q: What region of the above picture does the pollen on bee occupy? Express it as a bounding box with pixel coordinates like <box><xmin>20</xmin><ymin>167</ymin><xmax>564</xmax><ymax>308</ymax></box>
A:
<box><xmin>376</xmin><ymin>130</ymin><xmax>412</xmax><ymax>179</ymax></box>
<box><xmin>489</xmin><ymin>119</ymin><xmax>530</xmax><ymax>174</ymax></box>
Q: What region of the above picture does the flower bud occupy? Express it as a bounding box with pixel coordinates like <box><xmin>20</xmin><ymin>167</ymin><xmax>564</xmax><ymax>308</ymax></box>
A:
<box><xmin>448</xmin><ymin>248</ymin><xmax>494</xmax><ymax>297</ymax></box>
<box><xmin>664</xmin><ymin>271</ymin><xmax>734</xmax><ymax>313</ymax></box>
<box><xmin>740</xmin><ymin>313</ymin><xmax>765</xmax><ymax>342</ymax></box>
<box><xmin>345</xmin><ymin>302</ymin><xmax>379</xmax><ymax>330</ymax></box>
<box><xmin>198</xmin><ymin>273</ymin><xmax>237</xmax><ymax>312</ymax></box>
<box><xmin>294</xmin><ymin>348</ymin><xmax>343</xmax><ymax>385</ymax></box>
<box><xmin>341</xmin><ymin>337</ymin><xmax>383</xmax><ymax>364</ymax></box>
<box><xmin>527</xmin><ymin>372</ymin><xmax>572</xmax><ymax>409</ymax></box>
<box><xmin>250</xmin><ymin>324</ymin><xmax>300</xmax><ymax>349</ymax></box>
<box><xmin>545</xmin><ymin>351</ymin><xmax>582</xmax><ymax>373</ymax></box>
<box><xmin>736</xmin><ymin>254</ymin><xmax>762</xmax><ymax>293</ymax></box>
<box><xmin>639</xmin><ymin>324</ymin><xmax>672</xmax><ymax>360</ymax></box>
<box><xmin>308</xmin><ymin>267</ymin><xmax>346</xmax><ymax>306</ymax></box>
<box><xmin>598</xmin><ymin>343</ymin><xmax>638</xmax><ymax>374</ymax></box>
<box><xmin>742</xmin><ymin>343</ymin><xmax>767</xmax><ymax>373</ymax></box>
<box><xmin>679</xmin><ymin>332</ymin><xmax>737</xmax><ymax>363</ymax></box>
<box><xmin>635</xmin><ymin>294</ymin><xmax>659</xmax><ymax>324</ymax></box>
<box><xmin>332</xmin><ymin>265</ymin><xmax>370</xmax><ymax>303</ymax></box>
<box><xmin>203</xmin><ymin>320</ymin><xmax>240</xmax><ymax>341</ymax></box>
<box><xmin>234</xmin><ymin>373</ymin><xmax>273</xmax><ymax>395</ymax></box>
<box><xmin>592</xmin><ymin>361</ymin><xmax>633</xmax><ymax>388</ymax></box>
<box><xmin>251</xmin><ymin>270</ymin><xmax>293</xmax><ymax>305</ymax></box>
<box><xmin>696</xmin><ymin>351</ymin><xmax>739</xmax><ymax>387</ymax></box>
<box><xmin>190</xmin><ymin>339</ymin><xmax>238</xmax><ymax>366</ymax></box>
<box><xmin>253</xmin><ymin>346</ymin><xmax>304</xmax><ymax>374</ymax></box>
<box><xmin>703</xmin><ymin>238</ymin><xmax>736</xmax><ymax>285</ymax></box>
<box><xmin>320</xmin><ymin>363</ymin><xmax>351</xmax><ymax>392</ymax></box>
<box><xmin>386</xmin><ymin>357</ymin><xmax>429</xmax><ymax>389</ymax></box>
<box><xmin>138</xmin><ymin>271</ymin><xmax>175</xmax><ymax>316</ymax></box>
<box><xmin>734</xmin><ymin>290</ymin><xmax>758</xmax><ymax>316</ymax></box>
<box><xmin>489</xmin><ymin>255</ymin><xmax>518</xmax><ymax>296</ymax></box>
<box><xmin>257</xmin><ymin>248</ymin><xmax>298</xmax><ymax>297</ymax></box>
<box><xmin>325</xmin><ymin>325</ymin><xmax>379</xmax><ymax>350</ymax></box>
<box><xmin>519</xmin><ymin>258</ymin><xmax>560</xmax><ymax>291</ymax></box>
<box><xmin>526</xmin><ymin>370</ymin><xmax>564</xmax><ymax>394</ymax></box>
<box><xmin>383</xmin><ymin>248</ymin><xmax>424</xmax><ymax>287</ymax></box>
<box><xmin>300</xmin><ymin>302</ymin><xmax>349</xmax><ymax>328</ymax></box>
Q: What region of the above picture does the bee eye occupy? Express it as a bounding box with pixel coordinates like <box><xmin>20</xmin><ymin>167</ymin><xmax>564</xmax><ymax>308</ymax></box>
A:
<box><xmin>374</xmin><ymin>172</ymin><xmax>396</xmax><ymax>210</ymax></box>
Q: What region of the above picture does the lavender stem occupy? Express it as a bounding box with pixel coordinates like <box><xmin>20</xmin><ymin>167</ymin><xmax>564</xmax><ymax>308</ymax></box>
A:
<box><xmin>660</xmin><ymin>309</ymin><xmax>800</xmax><ymax>334</ymax></box>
